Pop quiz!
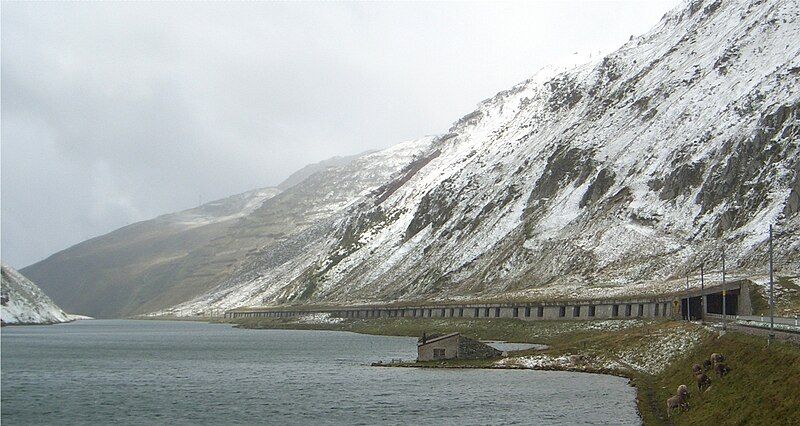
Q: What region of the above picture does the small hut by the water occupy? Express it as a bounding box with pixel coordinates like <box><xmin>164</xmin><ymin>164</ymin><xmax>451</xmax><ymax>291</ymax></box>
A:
<box><xmin>417</xmin><ymin>332</ymin><xmax>502</xmax><ymax>361</ymax></box>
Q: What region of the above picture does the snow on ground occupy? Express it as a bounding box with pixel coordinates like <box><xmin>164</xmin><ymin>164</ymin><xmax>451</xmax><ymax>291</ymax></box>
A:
<box><xmin>66</xmin><ymin>314</ymin><xmax>94</xmax><ymax>321</ymax></box>
<box><xmin>496</xmin><ymin>354</ymin><xmax>575</xmax><ymax>369</ymax></box>
<box><xmin>294</xmin><ymin>313</ymin><xmax>345</xmax><ymax>325</ymax></box>
<box><xmin>1</xmin><ymin>298</ymin><xmax>68</xmax><ymax>325</ymax></box>
<box><xmin>736</xmin><ymin>319</ymin><xmax>800</xmax><ymax>333</ymax></box>
<box><xmin>583</xmin><ymin>320</ymin><xmax>646</xmax><ymax>332</ymax></box>
<box><xmin>171</xmin><ymin>188</ymin><xmax>281</xmax><ymax>227</ymax></box>
<box><xmin>496</xmin><ymin>353</ymin><xmax>628</xmax><ymax>373</ymax></box>
<box><xmin>496</xmin><ymin>322</ymin><xmax>706</xmax><ymax>375</ymax></box>
<box><xmin>609</xmin><ymin>326</ymin><xmax>704</xmax><ymax>374</ymax></box>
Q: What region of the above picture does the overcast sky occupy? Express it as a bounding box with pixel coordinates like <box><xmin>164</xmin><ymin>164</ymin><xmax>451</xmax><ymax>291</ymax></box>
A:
<box><xmin>1</xmin><ymin>0</ymin><xmax>679</xmax><ymax>268</ymax></box>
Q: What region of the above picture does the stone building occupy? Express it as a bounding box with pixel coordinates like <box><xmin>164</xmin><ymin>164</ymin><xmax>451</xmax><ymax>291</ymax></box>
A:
<box><xmin>417</xmin><ymin>332</ymin><xmax>502</xmax><ymax>361</ymax></box>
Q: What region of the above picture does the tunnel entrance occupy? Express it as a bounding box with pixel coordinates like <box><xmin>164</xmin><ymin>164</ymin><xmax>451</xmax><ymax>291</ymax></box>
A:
<box><xmin>681</xmin><ymin>296</ymin><xmax>703</xmax><ymax>320</ymax></box>
<box><xmin>706</xmin><ymin>289</ymin><xmax>739</xmax><ymax>316</ymax></box>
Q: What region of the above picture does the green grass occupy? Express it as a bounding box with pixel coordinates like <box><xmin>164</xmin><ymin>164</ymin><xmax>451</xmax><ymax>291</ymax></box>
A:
<box><xmin>232</xmin><ymin>316</ymin><xmax>657</xmax><ymax>345</ymax></box>
<box><xmin>651</xmin><ymin>332</ymin><xmax>800</xmax><ymax>424</ymax></box>
<box><xmin>230</xmin><ymin>316</ymin><xmax>800</xmax><ymax>425</ymax></box>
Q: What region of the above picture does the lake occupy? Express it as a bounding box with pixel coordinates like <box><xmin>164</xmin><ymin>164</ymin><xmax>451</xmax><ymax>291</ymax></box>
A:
<box><xmin>1</xmin><ymin>320</ymin><xmax>639</xmax><ymax>425</ymax></box>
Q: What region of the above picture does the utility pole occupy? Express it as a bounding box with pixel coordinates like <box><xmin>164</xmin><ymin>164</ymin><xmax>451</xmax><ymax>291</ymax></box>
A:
<box><xmin>700</xmin><ymin>262</ymin><xmax>705</xmax><ymax>323</ymax></box>
<box><xmin>686</xmin><ymin>272</ymin><xmax>691</xmax><ymax>321</ymax></box>
<box><xmin>769</xmin><ymin>224</ymin><xmax>775</xmax><ymax>345</ymax></box>
<box><xmin>722</xmin><ymin>245</ymin><xmax>727</xmax><ymax>332</ymax></box>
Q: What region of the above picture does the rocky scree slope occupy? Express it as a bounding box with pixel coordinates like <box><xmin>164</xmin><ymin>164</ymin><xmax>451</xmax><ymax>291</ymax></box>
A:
<box><xmin>1</xmin><ymin>263</ymin><xmax>70</xmax><ymax>325</ymax></box>
<box><xmin>164</xmin><ymin>0</ymin><xmax>800</xmax><ymax>315</ymax></box>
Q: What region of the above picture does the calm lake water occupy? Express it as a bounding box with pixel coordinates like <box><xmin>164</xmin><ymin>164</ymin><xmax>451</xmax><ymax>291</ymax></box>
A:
<box><xmin>1</xmin><ymin>320</ymin><xmax>639</xmax><ymax>425</ymax></box>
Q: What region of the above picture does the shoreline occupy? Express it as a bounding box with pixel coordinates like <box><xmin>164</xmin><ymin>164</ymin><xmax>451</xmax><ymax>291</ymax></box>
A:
<box><xmin>372</xmin><ymin>359</ymin><xmax>635</xmax><ymax>381</ymax></box>
<box><xmin>225</xmin><ymin>316</ymin><xmax>673</xmax><ymax>423</ymax></box>
<box><xmin>224</xmin><ymin>315</ymin><xmax>800</xmax><ymax>424</ymax></box>
<box><xmin>1</xmin><ymin>318</ymin><xmax>78</xmax><ymax>327</ymax></box>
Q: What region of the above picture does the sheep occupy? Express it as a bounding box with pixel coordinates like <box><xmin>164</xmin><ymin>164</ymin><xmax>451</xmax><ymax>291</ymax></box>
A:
<box><xmin>710</xmin><ymin>353</ymin><xmax>731</xmax><ymax>378</ymax></box>
<box><xmin>703</xmin><ymin>359</ymin><xmax>713</xmax><ymax>371</ymax></box>
<box><xmin>695</xmin><ymin>372</ymin><xmax>711</xmax><ymax>391</ymax></box>
<box><xmin>569</xmin><ymin>354</ymin><xmax>587</xmax><ymax>365</ymax></box>
<box><xmin>666</xmin><ymin>385</ymin><xmax>690</xmax><ymax>418</ymax></box>
<box><xmin>692</xmin><ymin>363</ymin><xmax>703</xmax><ymax>374</ymax></box>
<box><xmin>666</xmin><ymin>394</ymin><xmax>685</xmax><ymax>417</ymax></box>
<box><xmin>714</xmin><ymin>362</ymin><xmax>730</xmax><ymax>378</ymax></box>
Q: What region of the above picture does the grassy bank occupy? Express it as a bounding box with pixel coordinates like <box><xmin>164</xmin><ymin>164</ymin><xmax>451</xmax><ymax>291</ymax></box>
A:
<box><xmin>651</xmin><ymin>331</ymin><xmax>800</xmax><ymax>424</ymax></box>
<box><xmin>232</xmin><ymin>315</ymin><xmax>652</xmax><ymax>342</ymax></box>
<box><xmin>230</xmin><ymin>316</ymin><xmax>800</xmax><ymax>424</ymax></box>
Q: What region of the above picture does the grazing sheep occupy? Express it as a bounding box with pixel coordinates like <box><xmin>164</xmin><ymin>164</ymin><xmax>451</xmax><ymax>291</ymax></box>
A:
<box><xmin>666</xmin><ymin>387</ymin><xmax>690</xmax><ymax>418</ymax></box>
<box><xmin>714</xmin><ymin>362</ymin><xmax>731</xmax><ymax>378</ymax></box>
<box><xmin>695</xmin><ymin>372</ymin><xmax>711</xmax><ymax>391</ymax></box>
<box><xmin>692</xmin><ymin>363</ymin><xmax>703</xmax><ymax>374</ymax></box>
<box><xmin>569</xmin><ymin>354</ymin><xmax>587</xmax><ymax>365</ymax></box>
<box><xmin>703</xmin><ymin>359</ymin><xmax>713</xmax><ymax>371</ymax></box>
<box><xmin>710</xmin><ymin>353</ymin><xmax>725</xmax><ymax>364</ymax></box>
<box><xmin>666</xmin><ymin>394</ymin><xmax>684</xmax><ymax>417</ymax></box>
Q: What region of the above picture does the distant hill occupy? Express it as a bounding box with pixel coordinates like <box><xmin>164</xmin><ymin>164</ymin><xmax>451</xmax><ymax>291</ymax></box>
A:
<box><xmin>22</xmin><ymin>144</ymin><xmax>431</xmax><ymax>318</ymax></box>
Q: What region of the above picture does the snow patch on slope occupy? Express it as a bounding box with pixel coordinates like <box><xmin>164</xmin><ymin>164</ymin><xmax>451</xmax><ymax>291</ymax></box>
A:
<box><xmin>169</xmin><ymin>187</ymin><xmax>282</xmax><ymax>227</ymax></box>
<box><xmin>1</xmin><ymin>263</ymin><xmax>70</xmax><ymax>325</ymax></box>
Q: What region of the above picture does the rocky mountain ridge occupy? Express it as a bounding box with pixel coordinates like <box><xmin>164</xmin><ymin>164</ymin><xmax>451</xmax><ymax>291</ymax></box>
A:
<box><xmin>1</xmin><ymin>263</ymin><xmax>70</xmax><ymax>325</ymax></box>
<box><xmin>161</xmin><ymin>0</ymin><xmax>799</xmax><ymax>315</ymax></box>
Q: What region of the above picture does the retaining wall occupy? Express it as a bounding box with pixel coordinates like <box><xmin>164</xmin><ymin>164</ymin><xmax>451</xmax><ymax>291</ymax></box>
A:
<box><xmin>225</xmin><ymin>281</ymin><xmax>754</xmax><ymax>325</ymax></box>
<box><xmin>225</xmin><ymin>299</ymin><xmax>678</xmax><ymax>321</ymax></box>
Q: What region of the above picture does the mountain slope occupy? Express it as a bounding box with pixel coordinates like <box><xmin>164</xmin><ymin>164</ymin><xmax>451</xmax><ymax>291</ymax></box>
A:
<box><xmin>21</xmin><ymin>187</ymin><xmax>282</xmax><ymax>318</ymax></box>
<box><xmin>22</xmin><ymin>141</ymin><xmax>433</xmax><ymax>318</ymax></box>
<box><xmin>1</xmin><ymin>263</ymin><xmax>70</xmax><ymax>325</ymax></box>
<box><xmin>277</xmin><ymin>152</ymin><xmax>375</xmax><ymax>191</ymax></box>
<box><xmin>164</xmin><ymin>0</ymin><xmax>800</xmax><ymax>315</ymax></box>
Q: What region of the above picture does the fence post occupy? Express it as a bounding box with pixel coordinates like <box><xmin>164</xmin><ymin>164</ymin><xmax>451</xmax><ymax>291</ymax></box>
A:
<box><xmin>700</xmin><ymin>262</ymin><xmax>705</xmax><ymax>323</ymax></box>
<box><xmin>769</xmin><ymin>224</ymin><xmax>775</xmax><ymax>345</ymax></box>
<box><xmin>722</xmin><ymin>246</ymin><xmax>727</xmax><ymax>333</ymax></box>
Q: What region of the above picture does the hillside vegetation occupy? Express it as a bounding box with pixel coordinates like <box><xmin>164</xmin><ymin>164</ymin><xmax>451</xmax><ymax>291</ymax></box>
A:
<box><xmin>649</xmin><ymin>331</ymin><xmax>800</xmax><ymax>424</ymax></box>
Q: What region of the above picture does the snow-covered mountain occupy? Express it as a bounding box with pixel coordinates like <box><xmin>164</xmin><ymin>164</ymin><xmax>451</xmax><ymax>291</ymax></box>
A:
<box><xmin>22</xmin><ymin>139</ymin><xmax>434</xmax><ymax>318</ymax></box>
<box><xmin>162</xmin><ymin>0</ymin><xmax>800</xmax><ymax>315</ymax></box>
<box><xmin>1</xmin><ymin>263</ymin><xmax>70</xmax><ymax>325</ymax></box>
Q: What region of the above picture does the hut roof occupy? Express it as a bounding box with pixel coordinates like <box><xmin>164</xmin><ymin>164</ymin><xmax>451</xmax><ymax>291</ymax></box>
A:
<box><xmin>417</xmin><ymin>332</ymin><xmax>460</xmax><ymax>346</ymax></box>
